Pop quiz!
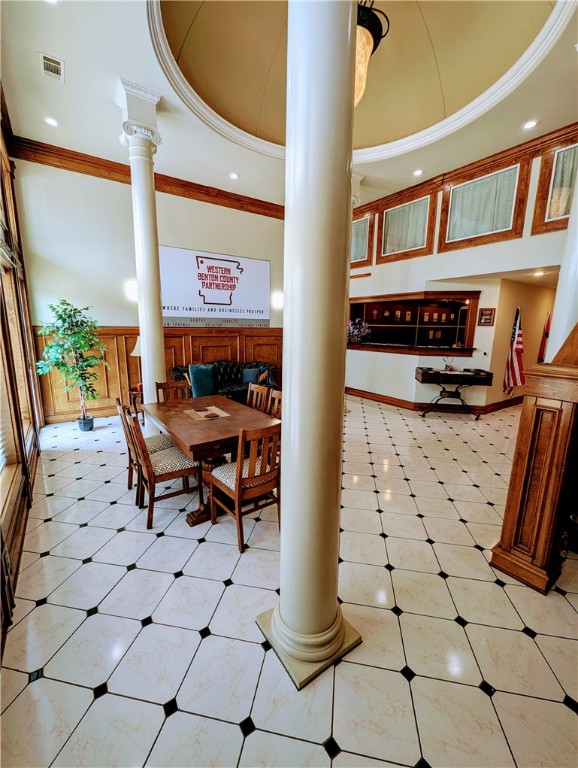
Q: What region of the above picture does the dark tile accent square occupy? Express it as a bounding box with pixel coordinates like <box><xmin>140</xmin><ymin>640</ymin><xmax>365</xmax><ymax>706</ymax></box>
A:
<box><xmin>275</xmin><ymin>588</ymin><xmax>280</xmax><ymax>596</ymax></box>
<box><xmin>426</xmin><ymin>538</ymin><xmax>435</xmax><ymax>545</ymax></box>
<box><xmin>46</xmin><ymin>493</ymin><xmax>54</xmax><ymax>497</ymax></box>
<box><xmin>28</xmin><ymin>669</ymin><xmax>44</xmax><ymax>683</ymax></box>
<box><xmin>44</xmin><ymin>518</ymin><xmax>53</xmax><ymax>523</ymax></box>
<box><xmin>261</xmin><ymin>640</ymin><xmax>271</xmax><ymax>652</ymax></box>
<box><xmin>486</xmin><ymin>501</ymin><xmax>495</xmax><ymax>507</ymax></box>
<box><xmin>77</xmin><ymin>497</ymin><xmax>85</xmax><ymax>501</ymax></box>
<box><xmin>337</xmin><ymin>596</ymin><xmax>343</xmax><ymax>604</ymax></box>
<box><xmin>338</xmin><ymin>557</ymin><xmax>344</xmax><ymax>564</ymax></box>
<box><xmin>163</xmin><ymin>698</ymin><xmax>178</xmax><ymax>717</ymax></box>
<box><xmin>79</xmin><ymin>522</ymin><xmax>88</xmax><ymax>528</ymax></box>
<box><xmin>454</xmin><ymin>615</ymin><xmax>468</xmax><ymax>627</ymax></box>
<box><xmin>554</xmin><ymin>586</ymin><xmax>567</xmax><ymax>597</ymax></box>
<box><xmin>40</xmin><ymin>552</ymin><xmax>50</xmax><ymax>558</ymax></box>
<box><xmin>522</xmin><ymin>626</ymin><xmax>537</xmax><ymax>639</ymax></box>
<box><xmin>563</xmin><ymin>694</ymin><xmax>578</xmax><ymax>715</ymax></box>
<box><xmin>385</xmin><ymin>563</ymin><xmax>395</xmax><ymax>572</ymax></box>
<box><xmin>93</xmin><ymin>683</ymin><xmax>108</xmax><ymax>699</ymax></box>
<box><xmin>400</xmin><ymin>665</ymin><xmax>415</xmax><ymax>681</ymax></box>
<box><xmin>239</xmin><ymin>717</ymin><xmax>256</xmax><ymax>737</ymax></box>
<box><xmin>141</xmin><ymin>616</ymin><xmax>153</xmax><ymax>627</ymax></box>
<box><xmin>323</xmin><ymin>737</ymin><xmax>341</xmax><ymax>759</ymax></box>
<box><xmin>409</xmin><ymin>493</ymin><xmax>416</xmax><ymax>498</ymax></box>
<box><xmin>198</xmin><ymin>537</ymin><xmax>206</xmax><ymax>544</ymax></box>
<box><xmin>35</xmin><ymin>597</ymin><xmax>47</xmax><ymax>607</ymax></box>
<box><xmin>223</xmin><ymin>578</ymin><xmax>233</xmax><ymax>587</ymax></box>
<box><xmin>82</xmin><ymin>557</ymin><xmax>92</xmax><ymax>565</ymax></box>
<box><xmin>126</xmin><ymin>563</ymin><xmax>137</xmax><ymax>571</ymax></box>
<box><xmin>391</xmin><ymin>605</ymin><xmax>403</xmax><ymax>616</ymax></box>
<box><xmin>414</xmin><ymin>758</ymin><xmax>433</xmax><ymax>768</ymax></box>
<box><xmin>416</xmin><ymin>513</ymin><xmax>424</xmax><ymax>519</ymax></box>
<box><xmin>438</xmin><ymin>571</ymin><xmax>449</xmax><ymax>580</ymax></box>
<box><xmin>199</xmin><ymin>626</ymin><xmax>212</xmax><ymax>639</ymax></box>
<box><xmin>109</xmin><ymin>501</ymin><xmax>117</xmax><ymax>506</ymax></box>
<box><xmin>479</xmin><ymin>680</ymin><xmax>496</xmax><ymax>697</ymax></box>
<box><xmin>494</xmin><ymin>578</ymin><xmax>506</xmax><ymax>588</ymax></box>
<box><xmin>174</xmin><ymin>570</ymin><xmax>184</xmax><ymax>578</ymax></box>
<box><xmin>447</xmin><ymin>498</ymin><xmax>454</xmax><ymax>503</ymax></box>
<box><xmin>104</xmin><ymin>480</ymin><xmax>111</xmax><ymax>485</ymax></box>
<box><xmin>86</xmin><ymin>606</ymin><xmax>99</xmax><ymax>617</ymax></box>
<box><xmin>474</xmin><ymin>544</ymin><xmax>485</xmax><ymax>552</ymax></box>
<box><xmin>380</xmin><ymin>532</ymin><xmax>387</xmax><ymax>539</ymax></box>
<box><xmin>156</xmin><ymin>531</ymin><xmax>165</xmax><ymax>538</ymax></box>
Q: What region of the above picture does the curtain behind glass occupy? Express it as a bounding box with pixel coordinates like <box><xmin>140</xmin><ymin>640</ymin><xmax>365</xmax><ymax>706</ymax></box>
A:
<box><xmin>548</xmin><ymin>144</ymin><xmax>578</xmax><ymax>220</ymax></box>
<box><xmin>447</xmin><ymin>166</ymin><xmax>518</xmax><ymax>242</ymax></box>
<box><xmin>382</xmin><ymin>197</ymin><xmax>428</xmax><ymax>255</ymax></box>
<box><xmin>351</xmin><ymin>217</ymin><xmax>369</xmax><ymax>263</ymax></box>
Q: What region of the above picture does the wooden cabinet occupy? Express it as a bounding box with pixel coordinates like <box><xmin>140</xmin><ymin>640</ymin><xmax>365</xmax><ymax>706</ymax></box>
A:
<box><xmin>490</xmin><ymin>361</ymin><xmax>578</xmax><ymax>592</ymax></box>
<box><xmin>349</xmin><ymin>291</ymin><xmax>479</xmax><ymax>354</ymax></box>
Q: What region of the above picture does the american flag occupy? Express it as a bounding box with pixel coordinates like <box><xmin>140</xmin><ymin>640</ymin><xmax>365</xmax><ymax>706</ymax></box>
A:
<box><xmin>503</xmin><ymin>307</ymin><xmax>526</xmax><ymax>395</ymax></box>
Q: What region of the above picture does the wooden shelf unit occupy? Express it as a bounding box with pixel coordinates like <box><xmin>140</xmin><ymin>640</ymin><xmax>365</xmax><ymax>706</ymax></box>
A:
<box><xmin>349</xmin><ymin>291</ymin><xmax>480</xmax><ymax>353</ymax></box>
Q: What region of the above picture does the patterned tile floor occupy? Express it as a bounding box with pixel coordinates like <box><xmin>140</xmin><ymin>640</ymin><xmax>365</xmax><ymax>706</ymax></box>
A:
<box><xmin>2</xmin><ymin>397</ymin><xmax>577</xmax><ymax>767</ymax></box>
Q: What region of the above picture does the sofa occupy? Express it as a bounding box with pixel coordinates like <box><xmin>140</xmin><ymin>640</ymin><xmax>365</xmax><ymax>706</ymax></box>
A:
<box><xmin>170</xmin><ymin>360</ymin><xmax>278</xmax><ymax>402</ymax></box>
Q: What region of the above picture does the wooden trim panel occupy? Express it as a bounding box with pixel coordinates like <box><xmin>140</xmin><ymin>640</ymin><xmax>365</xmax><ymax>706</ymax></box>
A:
<box><xmin>531</xmin><ymin>132</ymin><xmax>578</xmax><ymax>236</ymax></box>
<box><xmin>345</xmin><ymin>386</ymin><xmax>522</xmax><ymax>414</ymax></box>
<box><xmin>350</xmin><ymin>213</ymin><xmax>375</xmax><ymax>270</ymax></box>
<box><xmin>350</xmin><ymin>272</ymin><xmax>372</xmax><ymax>280</ymax></box>
<box><xmin>437</xmin><ymin>159</ymin><xmax>531</xmax><ymax>253</ymax></box>
<box><xmin>35</xmin><ymin>326</ymin><xmax>283</xmax><ymax>423</ymax></box>
<box><xmin>8</xmin><ymin>136</ymin><xmax>284</xmax><ymax>220</ymax></box>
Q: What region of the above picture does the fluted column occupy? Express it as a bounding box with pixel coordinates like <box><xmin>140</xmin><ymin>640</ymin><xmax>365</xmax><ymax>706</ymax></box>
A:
<box><xmin>257</xmin><ymin>0</ymin><xmax>361</xmax><ymax>689</ymax></box>
<box><xmin>116</xmin><ymin>80</ymin><xmax>166</xmax><ymax>405</ymax></box>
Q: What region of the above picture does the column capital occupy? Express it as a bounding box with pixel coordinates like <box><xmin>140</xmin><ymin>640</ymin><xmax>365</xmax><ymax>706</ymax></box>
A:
<box><xmin>120</xmin><ymin>121</ymin><xmax>162</xmax><ymax>150</ymax></box>
<box><xmin>116</xmin><ymin>78</ymin><xmax>162</xmax><ymax>151</ymax></box>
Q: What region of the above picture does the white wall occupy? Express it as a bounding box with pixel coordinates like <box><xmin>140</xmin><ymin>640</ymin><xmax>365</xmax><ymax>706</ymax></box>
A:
<box><xmin>14</xmin><ymin>160</ymin><xmax>285</xmax><ymax>327</ymax></box>
<box><xmin>345</xmin><ymin>156</ymin><xmax>567</xmax><ymax>405</ymax></box>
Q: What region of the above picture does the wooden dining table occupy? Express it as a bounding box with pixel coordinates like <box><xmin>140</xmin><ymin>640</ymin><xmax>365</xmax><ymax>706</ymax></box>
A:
<box><xmin>142</xmin><ymin>395</ymin><xmax>281</xmax><ymax>526</ymax></box>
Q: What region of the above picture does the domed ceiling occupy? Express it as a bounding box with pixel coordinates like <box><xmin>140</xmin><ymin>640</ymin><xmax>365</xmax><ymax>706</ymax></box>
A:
<box><xmin>159</xmin><ymin>0</ymin><xmax>555</xmax><ymax>151</ymax></box>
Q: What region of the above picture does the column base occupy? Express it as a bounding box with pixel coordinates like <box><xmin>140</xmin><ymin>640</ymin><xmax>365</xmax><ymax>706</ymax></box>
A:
<box><xmin>256</xmin><ymin>608</ymin><xmax>362</xmax><ymax>690</ymax></box>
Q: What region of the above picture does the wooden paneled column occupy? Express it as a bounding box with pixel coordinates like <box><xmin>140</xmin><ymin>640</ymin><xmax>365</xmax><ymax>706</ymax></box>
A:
<box><xmin>491</xmin><ymin>329</ymin><xmax>578</xmax><ymax>592</ymax></box>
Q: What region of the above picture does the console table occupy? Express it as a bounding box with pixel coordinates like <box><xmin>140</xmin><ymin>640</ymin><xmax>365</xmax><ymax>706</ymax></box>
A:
<box><xmin>415</xmin><ymin>367</ymin><xmax>493</xmax><ymax>419</ymax></box>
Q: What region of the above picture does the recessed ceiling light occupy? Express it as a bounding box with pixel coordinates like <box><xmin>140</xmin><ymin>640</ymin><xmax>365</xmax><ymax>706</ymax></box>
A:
<box><xmin>413</xmin><ymin>169</ymin><xmax>423</xmax><ymax>177</ymax></box>
<box><xmin>229</xmin><ymin>172</ymin><xmax>239</xmax><ymax>180</ymax></box>
<box><xmin>533</xmin><ymin>270</ymin><xmax>545</xmax><ymax>277</ymax></box>
<box><xmin>44</xmin><ymin>117</ymin><xmax>58</xmax><ymax>127</ymax></box>
<box><xmin>522</xmin><ymin>119</ymin><xmax>538</xmax><ymax>130</ymax></box>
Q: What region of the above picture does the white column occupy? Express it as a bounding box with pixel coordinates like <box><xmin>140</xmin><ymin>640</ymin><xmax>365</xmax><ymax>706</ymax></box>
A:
<box><xmin>545</xmin><ymin>186</ymin><xmax>578</xmax><ymax>362</ymax></box>
<box><xmin>116</xmin><ymin>80</ymin><xmax>166</xmax><ymax>405</ymax></box>
<box><xmin>258</xmin><ymin>0</ymin><xmax>361</xmax><ymax>688</ymax></box>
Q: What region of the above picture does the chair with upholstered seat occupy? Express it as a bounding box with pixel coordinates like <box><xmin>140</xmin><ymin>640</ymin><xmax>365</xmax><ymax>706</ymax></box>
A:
<box><xmin>116</xmin><ymin>398</ymin><xmax>174</xmax><ymax>498</ymax></box>
<box><xmin>122</xmin><ymin>406</ymin><xmax>203</xmax><ymax>529</ymax></box>
<box><xmin>155</xmin><ymin>380</ymin><xmax>190</xmax><ymax>402</ymax></box>
<box><xmin>268</xmin><ymin>389</ymin><xmax>282</xmax><ymax>419</ymax></box>
<box><xmin>209</xmin><ymin>424</ymin><xmax>281</xmax><ymax>553</ymax></box>
<box><xmin>246</xmin><ymin>382</ymin><xmax>270</xmax><ymax>413</ymax></box>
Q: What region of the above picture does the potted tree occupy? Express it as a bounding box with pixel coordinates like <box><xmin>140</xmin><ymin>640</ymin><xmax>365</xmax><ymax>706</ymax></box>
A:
<box><xmin>37</xmin><ymin>300</ymin><xmax>108</xmax><ymax>431</ymax></box>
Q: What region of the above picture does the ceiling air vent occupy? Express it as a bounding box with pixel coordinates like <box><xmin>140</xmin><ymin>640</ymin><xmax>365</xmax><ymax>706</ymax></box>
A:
<box><xmin>40</xmin><ymin>54</ymin><xmax>64</xmax><ymax>82</ymax></box>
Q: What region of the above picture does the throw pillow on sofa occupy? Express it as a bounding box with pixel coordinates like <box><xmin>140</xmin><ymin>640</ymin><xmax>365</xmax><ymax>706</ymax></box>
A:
<box><xmin>242</xmin><ymin>367</ymin><xmax>260</xmax><ymax>384</ymax></box>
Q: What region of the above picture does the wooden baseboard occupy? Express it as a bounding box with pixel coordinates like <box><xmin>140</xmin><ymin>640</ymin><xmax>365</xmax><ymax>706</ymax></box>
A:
<box><xmin>345</xmin><ymin>387</ymin><xmax>524</xmax><ymax>414</ymax></box>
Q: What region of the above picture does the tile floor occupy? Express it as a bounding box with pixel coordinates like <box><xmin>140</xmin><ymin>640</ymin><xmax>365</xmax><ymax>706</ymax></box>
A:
<box><xmin>2</xmin><ymin>397</ymin><xmax>577</xmax><ymax>767</ymax></box>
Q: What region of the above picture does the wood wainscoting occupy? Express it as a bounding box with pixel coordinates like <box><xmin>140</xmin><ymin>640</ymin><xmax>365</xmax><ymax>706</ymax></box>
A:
<box><xmin>35</xmin><ymin>326</ymin><xmax>283</xmax><ymax>424</ymax></box>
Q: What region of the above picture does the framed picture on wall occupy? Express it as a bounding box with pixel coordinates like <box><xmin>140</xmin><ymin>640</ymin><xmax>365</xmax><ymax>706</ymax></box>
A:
<box><xmin>478</xmin><ymin>308</ymin><xmax>495</xmax><ymax>326</ymax></box>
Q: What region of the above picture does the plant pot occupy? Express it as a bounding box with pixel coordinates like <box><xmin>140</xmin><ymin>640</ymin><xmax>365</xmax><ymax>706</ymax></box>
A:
<box><xmin>77</xmin><ymin>416</ymin><xmax>94</xmax><ymax>432</ymax></box>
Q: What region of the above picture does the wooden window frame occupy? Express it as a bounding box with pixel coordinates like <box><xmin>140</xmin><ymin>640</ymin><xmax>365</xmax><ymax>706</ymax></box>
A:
<box><xmin>350</xmin><ymin>213</ymin><xmax>374</xmax><ymax>270</ymax></box>
<box><xmin>376</xmin><ymin>187</ymin><xmax>437</xmax><ymax>265</ymax></box>
<box><xmin>438</xmin><ymin>159</ymin><xmax>530</xmax><ymax>253</ymax></box>
<box><xmin>532</xmin><ymin>140</ymin><xmax>578</xmax><ymax>236</ymax></box>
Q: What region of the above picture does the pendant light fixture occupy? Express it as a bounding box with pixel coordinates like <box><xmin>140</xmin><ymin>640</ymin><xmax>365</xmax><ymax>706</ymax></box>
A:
<box><xmin>355</xmin><ymin>1</ymin><xmax>390</xmax><ymax>107</ymax></box>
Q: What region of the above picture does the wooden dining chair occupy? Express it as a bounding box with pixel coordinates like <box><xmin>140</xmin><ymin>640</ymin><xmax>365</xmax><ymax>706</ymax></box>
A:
<box><xmin>116</xmin><ymin>398</ymin><xmax>174</xmax><ymax>497</ymax></box>
<box><xmin>155</xmin><ymin>380</ymin><xmax>190</xmax><ymax>402</ymax></box>
<box><xmin>246</xmin><ymin>382</ymin><xmax>270</xmax><ymax>413</ymax></box>
<box><xmin>268</xmin><ymin>389</ymin><xmax>282</xmax><ymax>419</ymax></box>
<box><xmin>209</xmin><ymin>423</ymin><xmax>281</xmax><ymax>553</ymax></box>
<box><xmin>122</xmin><ymin>407</ymin><xmax>203</xmax><ymax>529</ymax></box>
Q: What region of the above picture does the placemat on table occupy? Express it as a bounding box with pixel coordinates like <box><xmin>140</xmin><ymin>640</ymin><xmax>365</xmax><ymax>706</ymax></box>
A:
<box><xmin>185</xmin><ymin>406</ymin><xmax>230</xmax><ymax>421</ymax></box>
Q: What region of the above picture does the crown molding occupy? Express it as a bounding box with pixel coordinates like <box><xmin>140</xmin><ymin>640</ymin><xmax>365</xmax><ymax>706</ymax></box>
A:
<box><xmin>8</xmin><ymin>136</ymin><xmax>284</xmax><ymax>220</ymax></box>
<box><xmin>148</xmin><ymin>0</ymin><xmax>576</xmax><ymax>166</ymax></box>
